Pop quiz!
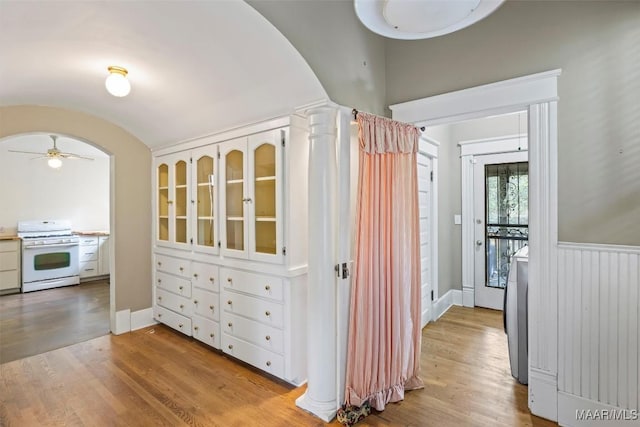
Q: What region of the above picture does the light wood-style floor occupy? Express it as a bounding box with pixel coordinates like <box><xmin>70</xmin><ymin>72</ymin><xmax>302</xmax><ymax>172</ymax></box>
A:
<box><xmin>0</xmin><ymin>280</ymin><xmax>110</xmax><ymax>364</ymax></box>
<box><xmin>0</xmin><ymin>305</ymin><xmax>557</xmax><ymax>426</ymax></box>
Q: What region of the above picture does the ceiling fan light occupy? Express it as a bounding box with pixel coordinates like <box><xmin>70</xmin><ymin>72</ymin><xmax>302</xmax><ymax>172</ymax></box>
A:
<box><xmin>105</xmin><ymin>66</ymin><xmax>131</xmax><ymax>97</ymax></box>
<box><xmin>48</xmin><ymin>157</ymin><xmax>62</xmax><ymax>169</ymax></box>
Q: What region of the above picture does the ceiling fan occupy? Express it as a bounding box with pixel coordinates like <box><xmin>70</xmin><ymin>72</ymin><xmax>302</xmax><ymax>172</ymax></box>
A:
<box><xmin>9</xmin><ymin>135</ymin><xmax>94</xmax><ymax>168</ymax></box>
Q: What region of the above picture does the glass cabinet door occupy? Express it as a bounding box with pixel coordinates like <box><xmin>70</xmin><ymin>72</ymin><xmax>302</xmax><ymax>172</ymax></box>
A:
<box><xmin>220</xmin><ymin>137</ymin><xmax>248</xmax><ymax>258</ymax></box>
<box><xmin>193</xmin><ymin>149</ymin><xmax>217</xmax><ymax>252</ymax></box>
<box><xmin>253</xmin><ymin>143</ymin><xmax>276</xmax><ymax>255</ymax></box>
<box><xmin>158</xmin><ymin>163</ymin><xmax>169</xmax><ymax>242</ymax></box>
<box><xmin>174</xmin><ymin>159</ymin><xmax>188</xmax><ymax>244</ymax></box>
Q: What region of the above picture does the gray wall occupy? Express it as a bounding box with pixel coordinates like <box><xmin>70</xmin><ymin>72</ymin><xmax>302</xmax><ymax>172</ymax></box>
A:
<box><xmin>247</xmin><ymin>0</ymin><xmax>387</xmax><ymax>115</ymax></box>
<box><xmin>387</xmin><ymin>1</ymin><xmax>640</xmax><ymax>246</ymax></box>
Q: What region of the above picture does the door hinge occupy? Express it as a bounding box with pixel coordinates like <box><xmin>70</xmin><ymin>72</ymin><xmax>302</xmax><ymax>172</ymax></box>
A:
<box><xmin>282</xmin><ymin>247</ymin><xmax>287</xmax><ymax>256</ymax></box>
<box><xmin>431</xmin><ymin>290</ymin><xmax>434</xmax><ymax>301</ymax></box>
<box><xmin>281</xmin><ymin>136</ymin><xmax>285</xmax><ymax>147</ymax></box>
<box><xmin>335</xmin><ymin>262</ymin><xmax>350</xmax><ymax>279</ymax></box>
<box><xmin>190</xmin><ymin>157</ymin><xmax>192</xmax><ymax>164</ymax></box>
<box><xmin>190</xmin><ymin>238</ymin><xmax>193</xmax><ymax>244</ymax></box>
<box><xmin>218</xmin><ymin>240</ymin><xmax>221</xmax><ymax>248</ymax></box>
<box><xmin>430</xmin><ymin>171</ymin><xmax>433</xmax><ymax>182</ymax></box>
<box><xmin>217</xmin><ymin>152</ymin><xmax>220</xmax><ymax>159</ymax></box>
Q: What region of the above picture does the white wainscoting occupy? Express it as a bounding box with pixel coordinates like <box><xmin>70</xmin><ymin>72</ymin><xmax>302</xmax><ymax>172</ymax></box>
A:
<box><xmin>557</xmin><ymin>242</ymin><xmax>640</xmax><ymax>425</ymax></box>
<box><xmin>433</xmin><ymin>289</ymin><xmax>462</xmax><ymax>321</ymax></box>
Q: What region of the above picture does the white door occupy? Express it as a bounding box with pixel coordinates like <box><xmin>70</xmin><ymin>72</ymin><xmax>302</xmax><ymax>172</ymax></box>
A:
<box><xmin>474</xmin><ymin>151</ymin><xmax>528</xmax><ymax>310</ymax></box>
<box><xmin>417</xmin><ymin>151</ymin><xmax>433</xmax><ymax>326</ymax></box>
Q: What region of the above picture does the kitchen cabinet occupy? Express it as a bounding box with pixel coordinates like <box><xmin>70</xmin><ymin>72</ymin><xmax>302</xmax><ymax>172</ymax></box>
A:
<box><xmin>152</xmin><ymin>116</ymin><xmax>308</xmax><ymax>384</ymax></box>
<box><xmin>98</xmin><ymin>236</ymin><xmax>110</xmax><ymax>276</ymax></box>
<box><xmin>77</xmin><ymin>234</ymin><xmax>110</xmax><ymax>280</ymax></box>
<box><xmin>0</xmin><ymin>239</ymin><xmax>21</xmax><ymax>294</ymax></box>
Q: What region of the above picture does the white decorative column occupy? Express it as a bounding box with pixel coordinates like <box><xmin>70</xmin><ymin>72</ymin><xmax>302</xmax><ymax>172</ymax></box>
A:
<box><xmin>296</xmin><ymin>105</ymin><xmax>338</xmax><ymax>422</ymax></box>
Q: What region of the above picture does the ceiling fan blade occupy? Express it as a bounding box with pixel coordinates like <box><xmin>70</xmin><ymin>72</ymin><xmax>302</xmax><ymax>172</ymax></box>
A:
<box><xmin>59</xmin><ymin>153</ymin><xmax>94</xmax><ymax>161</ymax></box>
<box><xmin>8</xmin><ymin>149</ymin><xmax>46</xmax><ymax>155</ymax></box>
<box><xmin>30</xmin><ymin>156</ymin><xmax>49</xmax><ymax>160</ymax></box>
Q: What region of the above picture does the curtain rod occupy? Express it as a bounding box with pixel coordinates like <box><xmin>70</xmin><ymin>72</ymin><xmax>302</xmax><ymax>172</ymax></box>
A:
<box><xmin>352</xmin><ymin>108</ymin><xmax>425</xmax><ymax>132</ymax></box>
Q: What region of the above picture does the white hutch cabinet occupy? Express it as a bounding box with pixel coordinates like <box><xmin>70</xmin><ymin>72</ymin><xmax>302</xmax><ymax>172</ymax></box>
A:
<box><xmin>152</xmin><ymin>116</ymin><xmax>308</xmax><ymax>386</ymax></box>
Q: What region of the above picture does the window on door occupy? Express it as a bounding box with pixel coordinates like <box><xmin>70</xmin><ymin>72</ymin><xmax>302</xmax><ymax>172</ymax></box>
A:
<box><xmin>485</xmin><ymin>162</ymin><xmax>528</xmax><ymax>289</ymax></box>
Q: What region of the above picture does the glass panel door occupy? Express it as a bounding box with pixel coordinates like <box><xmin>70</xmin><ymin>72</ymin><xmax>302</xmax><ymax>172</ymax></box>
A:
<box><xmin>196</xmin><ymin>155</ymin><xmax>215</xmax><ymax>248</ymax></box>
<box><xmin>175</xmin><ymin>160</ymin><xmax>188</xmax><ymax>243</ymax></box>
<box><xmin>253</xmin><ymin>143</ymin><xmax>276</xmax><ymax>255</ymax></box>
<box><xmin>158</xmin><ymin>163</ymin><xmax>169</xmax><ymax>241</ymax></box>
<box><xmin>225</xmin><ymin>150</ymin><xmax>244</xmax><ymax>251</ymax></box>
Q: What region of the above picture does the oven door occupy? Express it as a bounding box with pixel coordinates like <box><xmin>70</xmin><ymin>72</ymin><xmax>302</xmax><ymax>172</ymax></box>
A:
<box><xmin>22</xmin><ymin>243</ymin><xmax>80</xmax><ymax>284</ymax></box>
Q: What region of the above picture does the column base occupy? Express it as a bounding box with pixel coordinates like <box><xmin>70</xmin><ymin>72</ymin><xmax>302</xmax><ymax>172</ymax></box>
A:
<box><xmin>296</xmin><ymin>391</ymin><xmax>337</xmax><ymax>423</ymax></box>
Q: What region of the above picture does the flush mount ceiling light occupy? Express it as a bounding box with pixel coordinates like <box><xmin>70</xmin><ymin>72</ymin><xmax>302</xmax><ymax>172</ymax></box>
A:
<box><xmin>354</xmin><ymin>0</ymin><xmax>505</xmax><ymax>40</ymax></box>
<box><xmin>105</xmin><ymin>66</ymin><xmax>131</xmax><ymax>97</ymax></box>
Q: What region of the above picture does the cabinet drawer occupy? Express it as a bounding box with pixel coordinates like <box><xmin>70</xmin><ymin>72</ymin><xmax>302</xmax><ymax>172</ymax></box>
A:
<box><xmin>222</xmin><ymin>333</ymin><xmax>284</xmax><ymax>379</ymax></box>
<box><xmin>191</xmin><ymin>262</ymin><xmax>219</xmax><ymax>292</ymax></box>
<box><xmin>156</xmin><ymin>271</ymin><xmax>192</xmax><ymax>298</ymax></box>
<box><xmin>222</xmin><ymin>289</ymin><xmax>284</xmax><ymax>328</ymax></box>
<box><xmin>79</xmin><ymin>261</ymin><xmax>98</xmax><ymax>278</ymax></box>
<box><xmin>156</xmin><ymin>254</ymin><xmax>191</xmax><ymax>279</ymax></box>
<box><xmin>220</xmin><ymin>268</ymin><xmax>283</xmax><ymax>301</ymax></box>
<box><xmin>79</xmin><ymin>247</ymin><xmax>99</xmax><ymax>262</ymax></box>
<box><xmin>154</xmin><ymin>305</ymin><xmax>191</xmax><ymax>336</ymax></box>
<box><xmin>192</xmin><ymin>288</ymin><xmax>219</xmax><ymax>321</ymax></box>
<box><xmin>0</xmin><ymin>240</ymin><xmax>19</xmax><ymax>253</ymax></box>
<box><xmin>156</xmin><ymin>288</ymin><xmax>193</xmax><ymax>317</ymax></box>
<box><xmin>192</xmin><ymin>315</ymin><xmax>220</xmax><ymax>349</ymax></box>
<box><xmin>0</xmin><ymin>270</ymin><xmax>20</xmax><ymax>290</ymax></box>
<box><xmin>79</xmin><ymin>237</ymin><xmax>99</xmax><ymax>246</ymax></box>
<box><xmin>222</xmin><ymin>312</ymin><xmax>284</xmax><ymax>354</ymax></box>
<box><xmin>0</xmin><ymin>251</ymin><xmax>18</xmax><ymax>271</ymax></box>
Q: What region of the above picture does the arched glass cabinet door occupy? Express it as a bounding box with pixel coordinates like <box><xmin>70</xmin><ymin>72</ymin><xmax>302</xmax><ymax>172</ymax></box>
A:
<box><xmin>174</xmin><ymin>159</ymin><xmax>188</xmax><ymax>244</ymax></box>
<box><xmin>157</xmin><ymin>163</ymin><xmax>169</xmax><ymax>242</ymax></box>
<box><xmin>220</xmin><ymin>137</ymin><xmax>248</xmax><ymax>258</ymax></box>
<box><xmin>192</xmin><ymin>145</ymin><xmax>218</xmax><ymax>254</ymax></box>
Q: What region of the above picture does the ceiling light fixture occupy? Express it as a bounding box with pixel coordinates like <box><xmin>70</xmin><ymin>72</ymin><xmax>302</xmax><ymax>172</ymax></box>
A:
<box><xmin>47</xmin><ymin>157</ymin><xmax>62</xmax><ymax>169</ymax></box>
<box><xmin>105</xmin><ymin>66</ymin><xmax>131</xmax><ymax>97</ymax></box>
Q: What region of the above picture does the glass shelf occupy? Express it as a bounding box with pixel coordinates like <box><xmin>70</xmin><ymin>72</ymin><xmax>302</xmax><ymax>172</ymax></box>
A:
<box><xmin>226</xmin><ymin>179</ymin><xmax>244</xmax><ymax>184</ymax></box>
<box><xmin>255</xmin><ymin>176</ymin><xmax>276</xmax><ymax>182</ymax></box>
<box><xmin>255</xmin><ymin>217</ymin><xmax>276</xmax><ymax>222</ymax></box>
<box><xmin>227</xmin><ymin>217</ymin><xmax>244</xmax><ymax>221</ymax></box>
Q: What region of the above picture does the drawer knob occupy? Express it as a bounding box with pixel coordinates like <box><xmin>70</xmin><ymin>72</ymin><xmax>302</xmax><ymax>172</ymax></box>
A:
<box><xmin>157</xmin><ymin>296</ymin><xmax>162</xmax><ymax>300</ymax></box>
<box><xmin>179</xmin><ymin>304</ymin><xmax>184</xmax><ymax>309</ymax></box>
<box><xmin>228</xmin><ymin>322</ymin><xmax>233</xmax><ymax>328</ymax></box>
<box><xmin>227</xmin><ymin>300</ymin><xmax>232</xmax><ymax>305</ymax></box>
<box><xmin>178</xmin><ymin>324</ymin><xmax>183</xmax><ymax>328</ymax></box>
<box><xmin>265</xmin><ymin>311</ymin><xmax>271</xmax><ymax>317</ymax></box>
<box><xmin>209</xmin><ymin>277</ymin><xmax>215</xmax><ymax>283</ymax></box>
<box><xmin>266</xmin><ymin>361</ymin><xmax>271</xmax><ymax>367</ymax></box>
<box><xmin>158</xmin><ymin>261</ymin><xmax>162</xmax><ymax>266</ymax></box>
<box><xmin>194</xmin><ymin>326</ymin><xmax>199</xmax><ymax>331</ymax></box>
<box><xmin>265</xmin><ymin>285</ymin><xmax>271</xmax><ymax>291</ymax></box>
<box><xmin>265</xmin><ymin>335</ymin><xmax>271</xmax><ymax>341</ymax></box>
<box><xmin>209</xmin><ymin>305</ymin><xmax>214</xmax><ymax>311</ymax></box>
<box><xmin>209</xmin><ymin>333</ymin><xmax>214</xmax><ymax>338</ymax></box>
<box><xmin>179</xmin><ymin>267</ymin><xmax>184</xmax><ymax>272</ymax></box>
<box><xmin>194</xmin><ymin>300</ymin><xmax>198</xmax><ymax>304</ymax></box>
<box><xmin>193</xmin><ymin>273</ymin><xmax>198</xmax><ymax>278</ymax></box>
<box><xmin>228</xmin><ymin>344</ymin><xmax>233</xmax><ymax>350</ymax></box>
<box><xmin>227</xmin><ymin>277</ymin><xmax>232</xmax><ymax>283</ymax></box>
<box><xmin>158</xmin><ymin>313</ymin><xmax>162</xmax><ymax>318</ymax></box>
<box><xmin>157</xmin><ymin>279</ymin><xmax>162</xmax><ymax>283</ymax></box>
<box><xmin>179</xmin><ymin>286</ymin><xmax>184</xmax><ymax>290</ymax></box>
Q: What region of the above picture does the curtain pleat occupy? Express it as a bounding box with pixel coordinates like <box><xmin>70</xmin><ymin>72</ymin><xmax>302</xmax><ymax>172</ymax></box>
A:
<box><xmin>344</xmin><ymin>112</ymin><xmax>424</xmax><ymax>412</ymax></box>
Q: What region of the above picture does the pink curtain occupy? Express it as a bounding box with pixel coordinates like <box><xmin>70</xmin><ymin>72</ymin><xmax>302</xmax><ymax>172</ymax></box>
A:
<box><xmin>344</xmin><ymin>112</ymin><xmax>424</xmax><ymax>411</ymax></box>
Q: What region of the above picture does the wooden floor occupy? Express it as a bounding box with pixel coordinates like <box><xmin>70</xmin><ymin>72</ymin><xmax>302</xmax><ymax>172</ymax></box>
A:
<box><xmin>0</xmin><ymin>280</ymin><xmax>110</xmax><ymax>364</ymax></box>
<box><xmin>0</xmin><ymin>305</ymin><xmax>557</xmax><ymax>426</ymax></box>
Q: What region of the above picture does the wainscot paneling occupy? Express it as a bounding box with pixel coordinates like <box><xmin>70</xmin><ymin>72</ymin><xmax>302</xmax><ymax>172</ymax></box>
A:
<box><xmin>557</xmin><ymin>242</ymin><xmax>640</xmax><ymax>415</ymax></box>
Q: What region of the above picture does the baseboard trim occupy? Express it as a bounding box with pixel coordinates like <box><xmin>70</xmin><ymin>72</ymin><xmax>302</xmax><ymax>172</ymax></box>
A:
<box><xmin>529</xmin><ymin>368</ymin><xmax>558</xmax><ymax>422</ymax></box>
<box><xmin>114</xmin><ymin>307</ymin><xmax>157</xmax><ymax>335</ymax></box>
<box><xmin>462</xmin><ymin>287</ymin><xmax>474</xmax><ymax>307</ymax></box>
<box><xmin>558</xmin><ymin>391</ymin><xmax>638</xmax><ymax>426</ymax></box>
<box><xmin>434</xmin><ymin>289</ymin><xmax>463</xmax><ymax>320</ymax></box>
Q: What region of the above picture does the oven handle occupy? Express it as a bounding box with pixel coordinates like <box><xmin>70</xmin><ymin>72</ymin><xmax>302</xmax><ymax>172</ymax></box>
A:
<box><xmin>23</xmin><ymin>243</ymin><xmax>79</xmax><ymax>249</ymax></box>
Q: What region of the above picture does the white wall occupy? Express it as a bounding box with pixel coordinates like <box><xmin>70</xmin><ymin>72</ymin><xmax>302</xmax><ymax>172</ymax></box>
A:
<box><xmin>0</xmin><ymin>134</ymin><xmax>109</xmax><ymax>235</ymax></box>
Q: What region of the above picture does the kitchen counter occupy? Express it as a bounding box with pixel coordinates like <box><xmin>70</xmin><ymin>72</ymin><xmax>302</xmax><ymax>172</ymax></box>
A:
<box><xmin>74</xmin><ymin>231</ymin><xmax>110</xmax><ymax>236</ymax></box>
<box><xmin>0</xmin><ymin>235</ymin><xmax>20</xmax><ymax>241</ymax></box>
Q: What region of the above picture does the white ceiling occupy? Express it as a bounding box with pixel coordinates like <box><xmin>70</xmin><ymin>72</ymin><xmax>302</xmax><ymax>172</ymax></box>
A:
<box><xmin>0</xmin><ymin>1</ymin><xmax>327</xmax><ymax>149</ymax></box>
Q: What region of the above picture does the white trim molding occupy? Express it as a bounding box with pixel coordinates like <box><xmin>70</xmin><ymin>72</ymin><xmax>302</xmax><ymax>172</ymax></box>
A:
<box><xmin>458</xmin><ymin>133</ymin><xmax>528</xmax><ymax>157</ymax></box>
<box><xmin>114</xmin><ymin>308</ymin><xmax>158</xmax><ymax>335</ymax></box>
<box><xmin>433</xmin><ymin>289</ymin><xmax>463</xmax><ymax>321</ymax></box>
<box><xmin>391</xmin><ymin>69</ymin><xmax>561</xmax><ymax>422</ymax></box>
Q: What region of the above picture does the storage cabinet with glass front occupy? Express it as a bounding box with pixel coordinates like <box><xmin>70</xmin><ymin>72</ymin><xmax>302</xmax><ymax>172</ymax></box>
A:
<box><xmin>156</xmin><ymin>152</ymin><xmax>190</xmax><ymax>248</ymax></box>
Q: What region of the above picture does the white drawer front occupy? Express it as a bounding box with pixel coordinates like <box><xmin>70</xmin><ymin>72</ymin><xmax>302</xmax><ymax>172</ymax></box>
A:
<box><xmin>156</xmin><ymin>254</ymin><xmax>191</xmax><ymax>279</ymax></box>
<box><xmin>79</xmin><ymin>261</ymin><xmax>98</xmax><ymax>278</ymax></box>
<box><xmin>154</xmin><ymin>305</ymin><xmax>191</xmax><ymax>336</ymax></box>
<box><xmin>79</xmin><ymin>248</ymin><xmax>98</xmax><ymax>262</ymax></box>
<box><xmin>222</xmin><ymin>290</ymin><xmax>284</xmax><ymax>328</ymax></box>
<box><xmin>191</xmin><ymin>262</ymin><xmax>219</xmax><ymax>292</ymax></box>
<box><xmin>192</xmin><ymin>288</ymin><xmax>219</xmax><ymax>321</ymax></box>
<box><xmin>222</xmin><ymin>333</ymin><xmax>284</xmax><ymax>379</ymax></box>
<box><xmin>0</xmin><ymin>240</ymin><xmax>19</xmax><ymax>253</ymax></box>
<box><xmin>79</xmin><ymin>237</ymin><xmax>99</xmax><ymax>246</ymax></box>
<box><xmin>222</xmin><ymin>312</ymin><xmax>284</xmax><ymax>354</ymax></box>
<box><xmin>192</xmin><ymin>315</ymin><xmax>220</xmax><ymax>349</ymax></box>
<box><xmin>156</xmin><ymin>288</ymin><xmax>193</xmax><ymax>317</ymax></box>
<box><xmin>220</xmin><ymin>268</ymin><xmax>283</xmax><ymax>301</ymax></box>
<box><xmin>156</xmin><ymin>271</ymin><xmax>192</xmax><ymax>298</ymax></box>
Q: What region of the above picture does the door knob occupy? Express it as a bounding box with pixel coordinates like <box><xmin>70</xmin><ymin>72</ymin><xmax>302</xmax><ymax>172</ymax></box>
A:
<box><xmin>476</xmin><ymin>240</ymin><xmax>483</xmax><ymax>246</ymax></box>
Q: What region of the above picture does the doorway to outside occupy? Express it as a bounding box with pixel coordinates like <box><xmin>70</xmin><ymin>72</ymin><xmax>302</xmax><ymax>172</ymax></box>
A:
<box><xmin>474</xmin><ymin>152</ymin><xmax>528</xmax><ymax>310</ymax></box>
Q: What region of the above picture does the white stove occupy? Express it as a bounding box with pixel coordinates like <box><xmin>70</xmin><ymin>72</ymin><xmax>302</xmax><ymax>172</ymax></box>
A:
<box><xmin>18</xmin><ymin>220</ymin><xmax>80</xmax><ymax>292</ymax></box>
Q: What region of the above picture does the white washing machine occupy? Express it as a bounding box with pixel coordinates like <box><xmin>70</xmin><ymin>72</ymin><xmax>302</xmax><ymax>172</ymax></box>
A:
<box><xmin>505</xmin><ymin>245</ymin><xmax>528</xmax><ymax>384</ymax></box>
